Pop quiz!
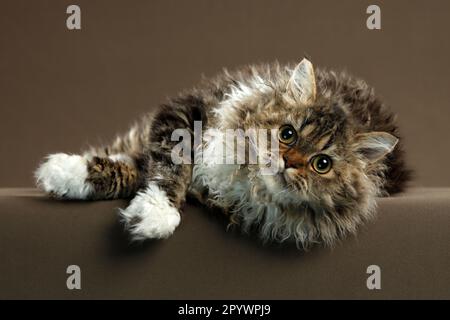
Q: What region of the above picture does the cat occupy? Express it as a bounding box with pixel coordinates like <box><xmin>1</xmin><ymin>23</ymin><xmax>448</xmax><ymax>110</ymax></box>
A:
<box><xmin>35</xmin><ymin>58</ymin><xmax>410</xmax><ymax>248</ymax></box>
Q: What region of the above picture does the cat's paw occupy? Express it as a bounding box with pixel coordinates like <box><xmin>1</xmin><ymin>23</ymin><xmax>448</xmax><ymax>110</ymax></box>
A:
<box><xmin>119</xmin><ymin>184</ymin><xmax>181</xmax><ymax>241</ymax></box>
<box><xmin>35</xmin><ymin>153</ymin><xmax>93</xmax><ymax>199</ymax></box>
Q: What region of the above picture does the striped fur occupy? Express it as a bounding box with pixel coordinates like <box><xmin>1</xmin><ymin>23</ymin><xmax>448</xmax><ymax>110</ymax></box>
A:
<box><xmin>36</xmin><ymin>60</ymin><xmax>410</xmax><ymax>247</ymax></box>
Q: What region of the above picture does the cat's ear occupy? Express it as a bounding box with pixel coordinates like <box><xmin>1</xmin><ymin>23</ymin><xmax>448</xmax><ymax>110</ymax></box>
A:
<box><xmin>353</xmin><ymin>132</ymin><xmax>399</xmax><ymax>162</ymax></box>
<box><xmin>286</xmin><ymin>58</ymin><xmax>317</xmax><ymax>104</ymax></box>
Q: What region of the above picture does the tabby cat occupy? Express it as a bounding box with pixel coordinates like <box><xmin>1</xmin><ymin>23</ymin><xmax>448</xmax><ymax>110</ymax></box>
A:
<box><xmin>35</xmin><ymin>59</ymin><xmax>410</xmax><ymax>248</ymax></box>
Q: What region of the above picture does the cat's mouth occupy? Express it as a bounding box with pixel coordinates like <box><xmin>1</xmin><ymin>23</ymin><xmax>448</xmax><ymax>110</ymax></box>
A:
<box><xmin>277</xmin><ymin>170</ymin><xmax>289</xmax><ymax>186</ymax></box>
<box><xmin>278</xmin><ymin>168</ymin><xmax>308</xmax><ymax>193</ymax></box>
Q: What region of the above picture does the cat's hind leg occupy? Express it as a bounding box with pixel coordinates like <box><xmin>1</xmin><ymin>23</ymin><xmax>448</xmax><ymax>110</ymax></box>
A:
<box><xmin>35</xmin><ymin>152</ymin><xmax>142</xmax><ymax>200</ymax></box>
<box><xmin>35</xmin><ymin>153</ymin><xmax>94</xmax><ymax>200</ymax></box>
<box><xmin>35</xmin><ymin>119</ymin><xmax>152</xmax><ymax>200</ymax></box>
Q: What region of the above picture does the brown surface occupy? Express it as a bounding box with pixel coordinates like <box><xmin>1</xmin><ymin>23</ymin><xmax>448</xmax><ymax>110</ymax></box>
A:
<box><xmin>0</xmin><ymin>187</ymin><xmax>449</xmax><ymax>299</ymax></box>
<box><xmin>0</xmin><ymin>0</ymin><xmax>450</xmax><ymax>187</ymax></box>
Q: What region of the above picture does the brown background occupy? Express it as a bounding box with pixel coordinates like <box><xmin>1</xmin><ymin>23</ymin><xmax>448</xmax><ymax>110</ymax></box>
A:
<box><xmin>0</xmin><ymin>0</ymin><xmax>450</xmax><ymax>188</ymax></box>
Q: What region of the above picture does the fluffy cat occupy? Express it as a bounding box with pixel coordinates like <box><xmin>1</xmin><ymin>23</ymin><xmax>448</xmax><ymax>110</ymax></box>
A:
<box><xmin>35</xmin><ymin>59</ymin><xmax>410</xmax><ymax>248</ymax></box>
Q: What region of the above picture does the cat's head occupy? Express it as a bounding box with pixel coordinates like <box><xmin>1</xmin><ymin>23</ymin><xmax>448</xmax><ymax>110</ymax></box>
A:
<box><xmin>224</xmin><ymin>59</ymin><xmax>398</xmax><ymax>247</ymax></box>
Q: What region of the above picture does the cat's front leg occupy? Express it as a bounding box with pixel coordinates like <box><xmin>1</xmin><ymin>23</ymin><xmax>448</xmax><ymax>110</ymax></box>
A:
<box><xmin>119</xmin><ymin>160</ymin><xmax>192</xmax><ymax>241</ymax></box>
<box><xmin>119</xmin><ymin>181</ymin><xmax>183</xmax><ymax>241</ymax></box>
<box><xmin>119</xmin><ymin>100</ymin><xmax>199</xmax><ymax>241</ymax></box>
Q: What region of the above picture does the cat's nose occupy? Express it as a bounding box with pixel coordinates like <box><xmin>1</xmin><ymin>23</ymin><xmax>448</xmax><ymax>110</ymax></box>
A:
<box><xmin>283</xmin><ymin>154</ymin><xmax>301</xmax><ymax>169</ymax></box>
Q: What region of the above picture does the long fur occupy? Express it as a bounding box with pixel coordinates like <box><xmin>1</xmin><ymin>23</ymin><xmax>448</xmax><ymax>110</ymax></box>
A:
<box><xmin>35</xmin><ymin>61</ymin><xmax>410</xmax><ymax>247</ymax></box>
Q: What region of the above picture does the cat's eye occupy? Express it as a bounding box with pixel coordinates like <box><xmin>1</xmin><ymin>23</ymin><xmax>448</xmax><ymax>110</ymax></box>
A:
<box><xmin>311</xmin><ymin>154</ymin><xmax>332</xmax><ymax>174</ymax></box>
<box><xmin>278</xmin><ymin>125</ymin><xmax>298</xmax><ymax>145</ymax></box>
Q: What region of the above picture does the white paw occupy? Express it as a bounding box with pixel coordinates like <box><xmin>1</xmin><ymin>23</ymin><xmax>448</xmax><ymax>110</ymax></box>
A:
<box><xmin>35</xmin><ymin>153</ymin><xmax>93</xmax><ymax>199</ymax></box>
<box><xmin>119</xmin><ymin>183</ymin><xmax>181</xmax><ymax>241</ymax></box>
